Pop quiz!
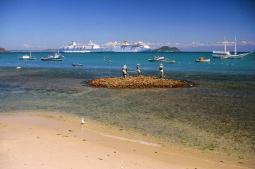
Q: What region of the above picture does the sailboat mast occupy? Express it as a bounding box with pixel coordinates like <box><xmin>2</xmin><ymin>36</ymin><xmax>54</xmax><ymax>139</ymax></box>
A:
<box><xmin>224</xmin><ymin>37</ymin><xmax>227</xmax><ymax>53</ymax></box>
<box><xmin>234</xmin><ymin>37</ymin><xmax>237</xmax><ymax>55</ymax></box>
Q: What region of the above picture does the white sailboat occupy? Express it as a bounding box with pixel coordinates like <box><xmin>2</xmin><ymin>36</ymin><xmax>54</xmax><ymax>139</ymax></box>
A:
<box><xmin>212</xmin><ymin>37</ymin><xmax>231</xmax><ymax>59</ymax></box>
<box><xmin>19</xmin><ymin>51</ymin><xmax>36</xmax><ymax>60</ymax></box>
<box><xmin>228</xmin><ymin>37</ymin><xmax>250</xmax><ymax>59</ymax></box>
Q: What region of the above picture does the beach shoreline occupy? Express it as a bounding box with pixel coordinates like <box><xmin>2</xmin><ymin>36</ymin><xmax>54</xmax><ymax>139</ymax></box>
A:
<box><xmin>1</xmin><ymin>111</ymin><xmax>254</xmax><ymax>169</ymax></box>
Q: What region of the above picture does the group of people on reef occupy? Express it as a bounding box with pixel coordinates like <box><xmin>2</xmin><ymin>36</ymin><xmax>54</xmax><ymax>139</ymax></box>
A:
<box><xmin>121</xmin><ymin>63</ymin><xmax>164</xmax><ymax>78</ymax></box>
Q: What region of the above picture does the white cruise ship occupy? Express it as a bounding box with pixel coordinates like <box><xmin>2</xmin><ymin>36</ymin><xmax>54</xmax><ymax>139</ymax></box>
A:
<box><xmin>61</xmin><ymin>41</ymin><xmax>101</xmax><ymax>53</ymax></box>
<box><xmin>104</xmin><ymin>41</ymin><xmax>151</xmax><ymax>52</ymax></box>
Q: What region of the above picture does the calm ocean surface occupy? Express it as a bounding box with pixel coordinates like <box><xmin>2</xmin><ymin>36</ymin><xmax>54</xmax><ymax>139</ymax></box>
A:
<box><xmin>0</xmin><ymin>52</ymin><xmax>255</xmax><ymax>156</ymax></box>
<box><xmin>0</xmin><ymin>52</ymin><xmax>255</xmax><ymax>74</ymax></box>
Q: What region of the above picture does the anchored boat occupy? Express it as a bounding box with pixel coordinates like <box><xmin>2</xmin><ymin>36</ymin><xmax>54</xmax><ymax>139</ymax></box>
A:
<box><xmin>195</xmin><ymin>57</ymin><xmax>210</xmax><ymax>62</ymax></box>
<box><xmin>148</xmin><ymin>56</ymin><xmax>165</xmax><ymax>62</ymax></box>
<box><xmin>212</xmin><ymin>37</ymin><xmax>250</xmax><ymax>59</ymax></box>
<box><xmin>18</xmin><ymin>51</ymin><xmax>36</xmax><ymax>60</ymax></box>
<box><xmin>72</xmin><ymin>63</ymin><xmax>84</xmax><ymax>67</ymax></box>
<box><xmin>228</xmin><ymin>37</ymin><xmax>250</xmax><ymax>59</ymax></box>
<box><xmin>41</xmin><ymin>52</ymin><xmax>64</xmax><ymax>61</ymax></box>
<box><xmin>212</xmin><ymin>37</ymin><xmax>231</xmax><ymax>59</ymax></box>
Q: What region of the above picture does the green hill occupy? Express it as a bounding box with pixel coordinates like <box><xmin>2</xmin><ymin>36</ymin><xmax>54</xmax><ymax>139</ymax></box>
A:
<box><xmin>143</xmin><ymin>46</ymin><xmax>180</xmax><ymax>52</ymax></box>
<box><xmin>0</xmin><ymin>47</ymin><xmax>7</xmax><ymax>52</ymax></box>
<box><xmin>154</xmin><ymin>46</ymin><xmax>180</xmax><ymax>52</ymax></box>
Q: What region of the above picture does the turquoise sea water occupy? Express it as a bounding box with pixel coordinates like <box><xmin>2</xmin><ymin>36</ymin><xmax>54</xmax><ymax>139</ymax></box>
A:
<box><xmin>0</xmin><ymin>52</ymin><xmax>255</xmax><ymax>156</ymax></box>
<box><xmin>0</xmin><ymin>52</ymin><xmax>254</xmax><ymax>74</ymax></box>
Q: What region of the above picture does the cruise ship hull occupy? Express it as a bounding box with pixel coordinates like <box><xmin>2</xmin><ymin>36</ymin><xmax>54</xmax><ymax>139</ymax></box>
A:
<box><xmin>61</xmin><ymin>48</ymin><xmax>148</xmax><ymax>53</ymax></box>
<box><xmin>61</xmin><ymin>50</ymin><xmax>91</xmax><ymax>53</ymax></box>
<box><xmin>105</xmin><ymin>46</ymin><xmax>149</xmax><ymax>52</ymax></box>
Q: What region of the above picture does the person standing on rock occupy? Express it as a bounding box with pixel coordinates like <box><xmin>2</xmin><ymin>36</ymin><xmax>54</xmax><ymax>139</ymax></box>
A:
<box><xmin>136</xmin><ymin>64</ymin><xmax>141</xmax><ymax>76</ymax></box>
<box><xmin>159</xmin><ymin>63</ymin><xmax>164</xmax><ymax>78</ymax></box>
<box><xmin>122</xmin><ymin>64</ymin><xmax>128</xmax><ymax>78</ymax></box>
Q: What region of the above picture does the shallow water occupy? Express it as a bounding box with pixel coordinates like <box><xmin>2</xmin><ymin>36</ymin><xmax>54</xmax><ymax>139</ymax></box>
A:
<box><xmin>0</xmin><ymin>52</ymin><xmax>255</xmax><ymax>157</ymax></box>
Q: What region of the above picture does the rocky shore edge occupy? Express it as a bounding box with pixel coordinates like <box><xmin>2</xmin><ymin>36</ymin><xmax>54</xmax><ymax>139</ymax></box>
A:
<box><xmin>88</xmin><ymin>76</ymin><xmax>193</xmax><ymax>89</ymax></box>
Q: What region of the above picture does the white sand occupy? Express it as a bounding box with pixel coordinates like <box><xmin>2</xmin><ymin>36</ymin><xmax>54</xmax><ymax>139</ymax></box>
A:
<box><xmin>0</xmin><ymin>112</ymin><xmax>253</xmax><ymax>169</ymax></box>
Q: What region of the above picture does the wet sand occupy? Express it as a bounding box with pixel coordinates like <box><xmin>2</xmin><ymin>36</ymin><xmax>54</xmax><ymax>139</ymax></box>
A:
<box><xmin>1</xmin><ymin>112</ymin><xmax>254</xmax><ymax>169</ymax></box>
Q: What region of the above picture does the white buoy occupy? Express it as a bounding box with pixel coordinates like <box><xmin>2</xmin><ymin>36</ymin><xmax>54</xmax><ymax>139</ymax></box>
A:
<box><xmin>81</xmin><ymin>117</ymin><xmax>85</xmax><ymax>124</ymax></box>
<box><xmin>16</xmin><ymin>66</ymin><xmax>21</xmax><ymax>70</ymax></box>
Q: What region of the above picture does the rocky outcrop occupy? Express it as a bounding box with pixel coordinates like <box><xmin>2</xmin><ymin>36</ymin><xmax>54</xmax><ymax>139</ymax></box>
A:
<box><xmin>88</xmin><ymin>76</ymin><xmax>192</xmax><ymax>89</ymax></box>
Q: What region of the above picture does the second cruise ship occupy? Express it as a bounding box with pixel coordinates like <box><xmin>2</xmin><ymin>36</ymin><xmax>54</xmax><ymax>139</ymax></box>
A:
<box><xmin>61</xmin><ymin>41</ymin><xmax>101</xmax><ymax>53</ymax></box>
<box><xmin>104</xmin><ymin>41</ymin><xmax>151</xmax><ymax>52</ymax></box>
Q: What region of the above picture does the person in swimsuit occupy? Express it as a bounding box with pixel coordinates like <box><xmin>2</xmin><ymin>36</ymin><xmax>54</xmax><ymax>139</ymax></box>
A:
<box><xmin>159</xmin><ymin>63</ymin><xmax>164</xmax><ymax>78</ymax></box>
<box><xmin>122</xmin><ymin>64</ymin><xmax>128</xmax><ymax>78</ymax></box>
<box><xmin>136</xmin><ymin>64</ymin><xmax>141</xmax><ymax>76</ymax></box>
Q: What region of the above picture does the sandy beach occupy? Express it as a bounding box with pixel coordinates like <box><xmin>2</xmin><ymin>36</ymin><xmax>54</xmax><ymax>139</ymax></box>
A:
<box><xmin>1</xmin><ymin>0</ymin><xmax>255</xmax><ymax>168</ymax></box>
<box><xmin>1</xmin><ymin>112</ymin><xmax>254</xmax><ymax>169</ymax></box>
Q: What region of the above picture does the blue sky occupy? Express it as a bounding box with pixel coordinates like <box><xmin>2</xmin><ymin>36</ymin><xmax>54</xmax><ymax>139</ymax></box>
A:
<box><xmin>0</xmin><ymin>0</ymin><xmax>254</xmax><ymax>51</ymax></box>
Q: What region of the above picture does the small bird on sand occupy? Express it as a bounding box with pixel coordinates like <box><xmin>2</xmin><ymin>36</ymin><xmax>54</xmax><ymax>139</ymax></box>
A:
<box><xmin>81</xmin><ymin>117</ymin><xmax>85</xmax><ymax>124</ymax></box>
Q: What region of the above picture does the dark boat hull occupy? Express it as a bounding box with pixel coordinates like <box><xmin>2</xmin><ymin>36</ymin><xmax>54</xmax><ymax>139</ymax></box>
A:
<box><xmin>41</xmin><ymin>58</ymin><xmax>63</xmax><ymax>61</ymax></box>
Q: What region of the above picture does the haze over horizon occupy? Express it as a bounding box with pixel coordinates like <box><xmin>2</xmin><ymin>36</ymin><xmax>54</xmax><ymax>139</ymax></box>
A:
<box><xmin>0</xmin><ymin>0</ymin><xmax>255</xmax><ymax>51</ymax></box>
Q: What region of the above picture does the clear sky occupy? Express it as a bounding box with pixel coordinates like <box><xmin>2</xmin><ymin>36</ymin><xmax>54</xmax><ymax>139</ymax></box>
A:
<box><xmin>0</xmin><ymin>0</ymin><xmax>254</xmax><ymax>51</ymax></box>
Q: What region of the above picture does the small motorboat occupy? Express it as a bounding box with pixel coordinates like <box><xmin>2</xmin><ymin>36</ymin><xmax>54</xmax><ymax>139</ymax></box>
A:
<box><xmin>18</xmin><ymin>51</ymin><xmax>36</xmax><ymax>60</ymax></box>
<box><xmin>72</xmin><ymin>63</ymin><xmax>84</xmax><ymax>67</ymax></box>
<box><xmin>148</xmin><ymin>56</ymin><xmax>165</xmax><ymax>62</ymax></box>
<box><xmin>41</xmin><ymin>52</ymin><xmax>64</xmax><ymax>61</ymax></box>
<box><xmin>195</xmin><ymin>57</ymin><xmax>210</xmax><ymax>62</ymax></box>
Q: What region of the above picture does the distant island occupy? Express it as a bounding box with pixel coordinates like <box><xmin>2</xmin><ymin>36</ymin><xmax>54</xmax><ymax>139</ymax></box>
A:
<box><xmin>0</xmin><ymin>47</ymin><xmax>7</xmax><ymax>52</ymax></box>
<box><xmin>154</xmin><ymin>46</ymin><xmax>180</xmax><ymax>52</ymax></box>
<box><xmin>144</xmin><ymin>46</ymin><xmax>180</xmax><ymax>52</ymax></box>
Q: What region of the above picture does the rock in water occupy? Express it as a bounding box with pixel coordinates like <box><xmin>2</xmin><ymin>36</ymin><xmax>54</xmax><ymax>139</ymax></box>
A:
<box><xmin>88</xmin><ymin>75</ymin><xmax>192</xmax><ymax>89</ymax></box>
